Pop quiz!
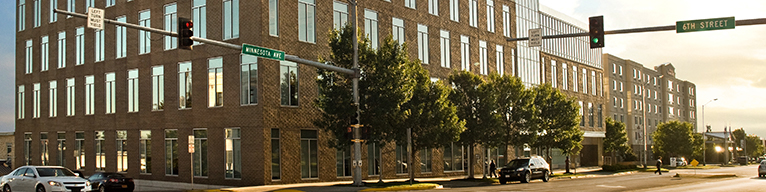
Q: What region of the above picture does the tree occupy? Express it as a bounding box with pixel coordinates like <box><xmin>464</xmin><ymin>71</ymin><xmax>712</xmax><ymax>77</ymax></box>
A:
<box><xmin>746</xmin><ymin>134</ymin><xmax>765</xmax><ymax>157</ymax></box>
<box><xmin>448</xmin><ymin>70</ymin><xmax>502</xmax><ymax>179</ymax></box>
<box><xmin>485</xmin><ymin>73</ymin><xmax>535</xmax><ymax>150</ymax></box>
<box><xmin>604</xmin><ymin>117</ymin><xmax>633</xmax><ymax>163</ymax></box>
<box><xmin>652</xmin><ymin>121</ymin><xmax>696</xmax><ymax>160</ymax></box>
<box><xmin>530</xmin><ymin>84</ymin><xmax>582</xmax><ymax>173</ymax></box>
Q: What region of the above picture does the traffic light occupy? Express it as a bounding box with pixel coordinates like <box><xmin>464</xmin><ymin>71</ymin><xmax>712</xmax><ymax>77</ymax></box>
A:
<box><xmin>589</xmin><ymin>16</ymin><xmax>604</xmax><ymax>49</ymax></box>
<box><xmin>360</xmin><ymin>126</ymin><xmax>369</xmax><ymax>140</ymax></box>
<box><xmin>178</xmin><ymin>17</ymin><xmax>194</xmax><ymax>50</ymax></box>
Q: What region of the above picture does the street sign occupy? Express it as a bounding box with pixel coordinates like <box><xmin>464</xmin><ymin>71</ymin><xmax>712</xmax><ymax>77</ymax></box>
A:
<box><xmin>676</xmin><ymin>17</ymin><xmax>735</xmax><ymax>33</ymax></box>
<box><xmin>87</xmin><ymin>7</ymin><xmax>104</xmax><ymax>30</ymax></box>
<box><xmin>188</xmin><ymin>135</ymin><xmax>195</xmax><ymax>153</ymax></box>
<box><xmin>690</xmin><ymin>159</ymin><xmax>699</xmax><ymax>166</ymax></box>
<box><xmin>528</xmin><ymin>28</ymin><xmax>542</xmax><ymax>47</ymax></box>
<box><xmin>242</xmin><ymin>43</ymin><xmax>285</xmax><ymax>61</ymax></box>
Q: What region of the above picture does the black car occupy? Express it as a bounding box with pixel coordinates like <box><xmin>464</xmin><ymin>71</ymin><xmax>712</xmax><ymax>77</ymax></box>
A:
<box><xmin>498</xmin><ymin>156</ymin><xmax>550</xmax><ymax>184</ymax></box>
<box><xmin>86</xmin><ymin>172</ymin><xmax>134</xmax><ymax>192</ymax></box>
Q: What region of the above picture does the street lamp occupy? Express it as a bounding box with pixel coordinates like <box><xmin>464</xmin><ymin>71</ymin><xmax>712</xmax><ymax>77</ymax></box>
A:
<box><xmin>642</xmin><ymin>74</ymin><xmax>663</xmax><ymax>168</ymax></box>
<box><xmin>702</xmin><ymin>98</ymin><xmax>718</xmax><ymax>166</ymax></box>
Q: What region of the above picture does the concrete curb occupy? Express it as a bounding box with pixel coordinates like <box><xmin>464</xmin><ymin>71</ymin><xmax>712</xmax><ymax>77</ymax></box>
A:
<box><xmin>672</xmin><ymin>173</ymin><xmax>737</xmax><ymax>178</ymax></box>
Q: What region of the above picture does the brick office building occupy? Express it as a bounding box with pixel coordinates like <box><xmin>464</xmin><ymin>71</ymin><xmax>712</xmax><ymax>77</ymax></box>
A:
<box><xmin>14</xmin><ymin>0</ymin><xmax>549</xmax><ymax>186</ymax></box>
<box><xmin>604</xmin><ymin>54</ymin><xmax>697</xmax><ymax>162</ymax></box>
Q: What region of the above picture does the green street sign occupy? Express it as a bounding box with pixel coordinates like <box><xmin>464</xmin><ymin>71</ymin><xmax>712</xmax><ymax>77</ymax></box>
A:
<box><xmin>242</xmin><ymin>43</ymin><xmax>285</xmax><ymax>61</ymax></box>
<box><xmin>676</xmin><ymin>17</ymin><xmax>735</xmax><ymax>33</ymax></box>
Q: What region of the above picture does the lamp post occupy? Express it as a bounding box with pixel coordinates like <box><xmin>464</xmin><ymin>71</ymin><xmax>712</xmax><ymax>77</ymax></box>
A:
<box><xmin>702</xmin><ymin>98</ymin><xmax>718</xmax><ymax>166</ymax></box>
<box><xmin>642</xmin><ymin>74</ymin><xmax>663</xmax><ymax>168</ymax></box>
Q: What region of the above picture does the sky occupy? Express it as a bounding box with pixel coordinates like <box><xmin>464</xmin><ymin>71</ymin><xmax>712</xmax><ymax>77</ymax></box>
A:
<box><xmin>539</xmin><ymin>0</ymin><xmax>766</xmax><ymax>138</ymax></box>
<box><xmin>0</xmin><ymin>1</ymin><xmax>764</xmax><ymax>138</ymax></box>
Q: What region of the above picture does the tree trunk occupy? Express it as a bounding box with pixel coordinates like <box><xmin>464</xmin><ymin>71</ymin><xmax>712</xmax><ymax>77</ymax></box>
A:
<box><xmin>466</xmin><ymin>144</ymin><xmax>474</xmax><ymax>179</ymax></box>
<box><xmin>565</xmin><ymin>155</ymin><xmax>572</xmax><ymax>174</ymax></box>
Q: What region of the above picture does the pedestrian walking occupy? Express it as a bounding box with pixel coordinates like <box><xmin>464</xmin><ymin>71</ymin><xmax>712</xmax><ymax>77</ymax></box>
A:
<box><xmin>655</xmin><ymin>156</ymin><xmax>662</xmax><ymax>175</ymax></box>
<box><xmin>489</xmin><ymin>160</ymin><xmax>497</xmax><ymax>178</ymax></box>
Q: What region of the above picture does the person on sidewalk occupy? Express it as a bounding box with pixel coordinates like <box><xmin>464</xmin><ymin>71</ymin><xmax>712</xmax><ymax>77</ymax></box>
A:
<box><xmin>489</xmin><ymin>160</ymin><xmax>497</xmax><ymax>178</ymax></box>
<box><xmin>654</xmin><ymin>156</ymin><xmax>662</xmax><ymax>175</ymax></box>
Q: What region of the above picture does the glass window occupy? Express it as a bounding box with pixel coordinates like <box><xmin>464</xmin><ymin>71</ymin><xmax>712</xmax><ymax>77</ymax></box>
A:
<box><xmin>582</xmin><ymin>69</ymin><xmax>587</xmax><ymax>94</ymax></box>
<box><xmin>460</xmin><ymin>35</ymin><xmax>469</xmax><ymax>71</ymax></box>
<box><xmin>24</xmin><ymin>133</ymin><xmax>31</xmax><ymax>165</ymax></box>
<box><xmin>395</xmin><ymin>144</ymin><xmax>408</xmax><ymax>174</ymax></box>
<box><xmin>105</xmin><ymin>73</ymin><xmax>115</xmax><ymax>114</ymax></box>
<box><xmin>57</xmin><ymin>31</ymin><xmax>66</xmax><ymax>68</ymax></box>
<box><xmin>227</xmin><ymin>128</ymin><xmax>242</xmax><ymax>179</ymax></box>
<box><xmin>48</xmin><ymin>81</ymin><xmax>56</xmax><ymax>117</ymax></box>
<box><xmin>420</xmin><ymin>148</ymin><xmax>431</xmax><ymax>173</ymax></box>
<box><xmin>479</xmin><ymin>40</ymin><xmax>487</xmax><ymax>75</ymax></box>
<box><xmin>85</xmin><ymin>0</ymin><xmax>92</xmax><ymax>9</ymax></box>
<box><xmin>139</xmin><ymin>10</ymin><xmax>151</xmax><ymax>54</ymax></box>
<box><xmin>572</xmin><ymin>66</ymin><xmax>578</xmax><ymax>92</ymax></box>
<box><xmin>18</xmin><ymin>0</ymin><xmax>25</xmax><ymax>31</ymax></box>
<box><xmin>95</xmin><ymin>131</ymin><xmax>105</xmax><ymax>171</ymax></box>
<box><xmin>66</xmin><ymin>78</ymin><xmax>74</xmax><ymax>116</ymax></box>
<box><xmin>32</xmin><ymin>83</ymin><xmax>39</xmax><ymax>118</ymax></box>
<box><xmin>84</xmin><ymin>75</ymin><xmax>94</xmax><ymax>115</ymax></box>
<box><xmin>486</xmin><ymin>0</ymin><xmax>494</xmax><ymax>32</ymax></box>
<box><xmin>332</xmin><ymin>1</ymin><xmax>348</xmax><ymax>31</ymax></box>
<box><xmin>106</xmin><ymin>0</ymin><xmax>114</xmax><ymax>7</ymax></box>
<box><xmin>392</xmin><ymin>17</ymin><xmax>404</xmax><ymax>45</ymax></box>
<box><xmin>443</xmin><ymin>143</ymin><xmax>463</xmax><ymax>171</ymax></box>
<box><xmin>193</xmin><ymin>129</ymin><xmax>208</xmax><ymax>177</ymax></box>
<box><xmin>469</xmin><ymin>0</ymin><xmax>477</xmax><ymax>27</ymax></box>
<box><xmin>152</xmin><ymin>66</ymin><xmax>164</xmax><ymax>111</ymax></box>
<box><xmin>25</xmin><ymin>39</ymin><xmax>32</xmax><ymax>74</ymax></box>
<box><xmin>367</xmin><ymin>143</ymin><xmax>381</xmax><ymax>175</ymax></box>
<box><xmin>165</xmin><ymin>129</ymin><xmax>178</xmax><ymax>176</ymax></box>
<box><xmin>94</xmin><ymin>29</ymin><xmax>104</xmax><ymax>62</ymax></box>
<box><xmin>75</xmin><ymin>27</ymin><xmax>84</xmax><ymax>65</ymax></box>
<box><xmin>50</xmin><ymin>0</ymin><xmax>57</xmax><ymax>23</ymax></box>
<box><xmin>192</xmin><ymin>0</ymin><xmax>207</xmax><ymax>45</ymax></box>
<box><xmin>300</xmin><ymin>130</ymin><xmax>317</xmax><ymax>179</ymax></box>
<box><xmin>449</xmin><ymin>0</ymin><xmax>458</xmax><ymax>22</ymax></box>
<box><xmin>179</xmin><ymin>62</ymin><xmax>192</xmax><ymax>109</ymax></box>
<box><xmin>502</xmin><ymin>5</ymin><xmax>510</xmax><ymax>37</ymax></box>
<box><xmin>40</xmin><ymin>133</ymin><xmax>48</xmax><ymax>165</ymax></box>
<box><xmin>364</xmin><ymin>9</ymin><xmax>378</xmax><ymax>49</ymax></box>
<box><xmin>116</xmin><ymin>130</ymin><xmax>127</xmax><ymax>172</ymax></box>
<box><xmin>440</xmin><ymin>30</ymin><xmax>450</xmax><ymax>68</ymax></box>
<box><xmin>223</xmin><ymin>0</ymin><xmax>239</xmax><ymax>39</ymax></box>
<box><xmin>164</xmin><ymin>3</ymin><xmax>177</xmax><ymax>50</ymax></box>
<box><xmin>208</xmin><ymin>57</ymin><xmax>223</xmax><ymax>107</ymax></box>
<box><xmin>428</xmin><ymin>0</ymin><xmax>438</xmax><ymax>15</ymax></box>
<box><xmin>128</xmin><ymin>69</ymin><xmax>139</xmax><ymax>112</ymax></box>
<box><xmin>75</xmin><ymin>132</ymin><xmax>84</xmax><ymax>169</ymax></box>
<box><xmin>336</xmin><ymin>147</ymin><xmax>351</xmax><ymax>177</ymax></box>
<box><xmin>116</xmin><ymin>16</ymin><xmax>127</xmax><ymax>58</ymax></box>
<box><xmin>298</xmin><ymin>0</ymin><xmax>315</xmax><ymax>43</ymax></box>
<box><xmin>579</xmin><ymin>101</ymin><xmax>585</xmax><ymax>126</ymax></box>
<box><xmin>56</xmin><ymin>133</ymin><xmax>65</xmax><ymax>166</ymax></box>
<box><xmin>598</xmin><ymin>104</ymin><xmax>603</xmax><ymax>127</ymax></box>
<box><xmin>41</xmin><ymin>36</ymin><xmax>48</xmax><ymax>71</ymax></box>
<box><xmin>592</xmin><ymin>71</ymin><xmax>597</xmax><ymax>95</ymax></box>
<box><xmin>496</xmin><ymin>45</ymin><xmax>504</xmax><ymax>75</ymax></box>
<box><xmin>280</xmin><ymin>61</ymin><xmax>298</xmax><ymax>106</ymax></box>
<box><xmin>140</xmin><ymin>130</ymin><xmax>151</xmax><ymax>174</ymax></box>
<box><xmin>269</xmin><ymin>0</ymin><xmax>278</xmax><ymax>36</ymax></box>
<box><xmin>417</xmin><ymin>24</ymin><xmax>428</xmax><ymax>64</ymax></box>
<box><xmin>551</xmin><ymin>60</ymin><xmax>557</xmax><ymax>87</ymax></box>
<box><xmin>66</xmin><ymin>0</ymin><xmax>73</xmax><ymax>18</ymax></box>
<box><xmin>241</xmin><ymin>55</ymin><xmax>258</xmax><ymax>105</ymax></box>
<box><xmin>588</xmin><ymin>103</ymin><xmax>594</xmax><ymax>127</ymax></box>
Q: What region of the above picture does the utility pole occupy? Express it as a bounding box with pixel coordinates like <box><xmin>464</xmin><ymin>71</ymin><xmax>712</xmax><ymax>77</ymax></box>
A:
<box><xmin>348</xmin><ymin>0</ymin><xmax>364</xmax><ymax>187</ymax></box>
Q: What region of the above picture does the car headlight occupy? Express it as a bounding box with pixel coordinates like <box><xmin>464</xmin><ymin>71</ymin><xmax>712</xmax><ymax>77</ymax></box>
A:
<box><xmin>85</xmin><ymin>181</ymin><xmax>91</xmax><ymax>186</ymax></box>
<box><xmin>48</xmin><ymin>181</ymin><xmax>62</xmax><ymax>187</ymax></box>
<box><xmin>516</xmin><ymin>168</ymin><xmax>525</xmax><ymax>172</ymax></box>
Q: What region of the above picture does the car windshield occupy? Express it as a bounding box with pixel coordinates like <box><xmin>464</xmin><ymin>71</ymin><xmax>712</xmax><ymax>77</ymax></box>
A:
<box><xmin>105</xmin><ymin>173</ymin><xmax>126</xmax><ymax>178</ymax></box>
<box><xmin>36</xmin><ymin>168</ymin><xmax>77</xmax><ymax>177</ymax></box>
<box><xmin>505</xmin><ymin>159</ymin><xmax>530</xmax><ymax>169</ymax></box>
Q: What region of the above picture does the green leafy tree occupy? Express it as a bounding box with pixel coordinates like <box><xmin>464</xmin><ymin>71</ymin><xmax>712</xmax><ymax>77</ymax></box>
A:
<box><xmin>448</xmin><ymin>70</ymin><xmax>501</xmax><ymax>179</ymax></box>
<box><xmin>733</xmin><ymin>128</ymin><xmax>746</xmax><ymax>149</ymax></box>
<box><xmin>652</xmin><ymin>121</ymin><xmax>696</xmax><ymax>160</ymax></box>
<box><xmin>485</xmin><ymin>74</ymin><xmax>535</xmax><ymax>150</ymax></box>
<box><xmin>530</xmin><ymin>84</ymin><xmax>582</xmax><ymax>173</ymax></box>
<box><xmin>604</xmin><ymin>117</ymin><xmax>633</xmax><ymax>163</ymax></box>
<box><xmin>746</xmin><ymin>134</ymin><xmax>765</xmax><ymax>157</ymax></box>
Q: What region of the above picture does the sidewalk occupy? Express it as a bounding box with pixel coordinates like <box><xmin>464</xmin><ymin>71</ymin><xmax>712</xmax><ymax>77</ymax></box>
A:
<box><xmin>206</xmin><ymin>166</ymin><xmax>605</xmax><ymax>192</ymax></box>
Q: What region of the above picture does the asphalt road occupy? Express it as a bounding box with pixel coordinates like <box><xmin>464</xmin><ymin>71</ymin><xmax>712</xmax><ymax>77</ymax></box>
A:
<box><xmin>421</xmin><ymin>165</ymin><xmax>759</xmax><ymax>192</ymax></box>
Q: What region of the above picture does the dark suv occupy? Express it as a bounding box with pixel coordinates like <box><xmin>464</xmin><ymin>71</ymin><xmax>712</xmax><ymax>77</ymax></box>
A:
<box><xmin>498</xmin><ymin>156</ymin><xmax>550</xmax><ymax>184</ymax></box>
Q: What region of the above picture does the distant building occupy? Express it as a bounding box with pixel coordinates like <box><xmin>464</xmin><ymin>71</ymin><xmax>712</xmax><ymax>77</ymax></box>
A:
<box><xmin>603</xmin><ymin>54</ymin><xmax>697</xmax><ymax>160</ymax></box>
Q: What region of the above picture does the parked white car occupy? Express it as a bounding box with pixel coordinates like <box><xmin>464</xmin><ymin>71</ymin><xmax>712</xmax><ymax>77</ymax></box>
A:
<box><xmin>0</xmin><ymin>166</ymin><xmax>88</xmax><ymax>192</ymax></box>
<box><xmin>758</xmin><ymin>160</ymin><xmax>766</xmax><ymax>177</ymax></box>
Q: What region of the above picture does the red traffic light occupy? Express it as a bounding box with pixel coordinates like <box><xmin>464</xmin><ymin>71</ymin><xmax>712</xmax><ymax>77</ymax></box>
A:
<box><xmin>184</xmin><ymin>21</ymin><xmax>193</xmax><ymax>28</ymax></box>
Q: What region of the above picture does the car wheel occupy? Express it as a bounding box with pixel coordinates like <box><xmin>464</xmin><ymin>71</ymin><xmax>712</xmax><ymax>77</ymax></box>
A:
<box><xmin>499</xmin><ymin>178</ymin><xmax>506</xmax><ymax>184</ymax></box>
<box><xmin>99</xmin><ymin>185</ymin><xmax>106</xmax><ymax>192</ymax></box>
<box><xmin>542</xmin><ymin>171</ymin><xmax>550</xmax><ymax>182</ymax></box>
<box><xmin>521</xmin><ymin>172</ymin><xmax>531</xmax><ymax>183</ymax></box>
<box><xmin>35</xmin><ymin>185</ymin><xmax>45</xmax><ymax>192</ymax></box>
<box><xmin>3</xmin><ymin>184</ymin><xmax>11</xmax><ymax>192</ymax></box>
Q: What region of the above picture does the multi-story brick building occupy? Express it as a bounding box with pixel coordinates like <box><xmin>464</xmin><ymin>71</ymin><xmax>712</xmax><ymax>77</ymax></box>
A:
<box><xmin>603</xmin><ymin>54</ymin><xmax>697</xmax><ymax>162</ymax></box>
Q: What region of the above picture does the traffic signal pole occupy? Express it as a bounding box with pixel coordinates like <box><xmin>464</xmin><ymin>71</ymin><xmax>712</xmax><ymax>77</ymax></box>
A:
<box><xmin>505</xmin><ymin>18</ymin><xmax>766</xmax><ymax>42</ymax></box>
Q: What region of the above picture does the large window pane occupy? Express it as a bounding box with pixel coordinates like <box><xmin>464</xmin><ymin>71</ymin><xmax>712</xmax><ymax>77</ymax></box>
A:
<box><xmin>192</xmin><ymin>0</ymin><xmax>207</xmax><ymax>45</ymax></box>
<box><xmin>164</xmin><ymin>3</ymin><xmax>177</xmax><ymax>50</ymax></box>
<box><xmin>208</xmin><ymin>57</ymin><xmax>223</xmax><ymax>107</ymax></box>
<box><xmin>298</xmin><ymin>0</ymin><xmax>315</xmax><ymax>43</ymax></box>
<box><xmin>223</xmin><ymin>0</ymin><xmax>239</xmax><ymax>39</ymax></box>
<box><xmin>152</xmin><ymin>66</ymin><xmax>165</xmax><ymax>110</ymax></box>
<box><xmin>300</xmin><ymin>130</ymin><xmax>317</xmax><ymax>178</ymax></box>
<box><xmin>193</xmin><ymin>129</ymin><xmax>208</xmax><ymax>177</ymax></box>
<box><xmin>95</xmin><ymin>131</ymin><xmax>105</xmax><ymax>171</ymax></box>
<box><xmin>56</xmin><ymin>133</ymin><xmax>65</xmax><ymax>166</ymax></box>
<box><xmin>367</xmin><ymin>143</ymin><xmax>381</xmax><ymax>175</ymax></box>
<box><xmin>226</xmin><ymin>128</ymin><xmax>241</xmax><ymax>179</ymax></box>
<box><xmin>240</xmin><ymin>55</ymin><xmax>257</xmax><ymax>105</ymax></box>
<box><xmin>179</xmin><ymin>62</ymin><xmax>192</xmax><ymax>109</ymax></box>
<box><xmin>165</xmin><ymin>129</ymin><xmax>178</xmax><ymax>175</ymax></box>
<box><xmin>75</xmin><ymin>132</ymin><xmax>84</xmax><ymax>169</ymax></box>
<box><xmin>116</xmin><ymin>131</ymin><xmax>127</xmax><ymax>172</ymax></box>
<box><xmin>280</xmin><ymin>61</ymin><xmax>298</xmax><ymax>106</ymax></box>
<box><xmin>140</xmin><ymin>130</ymin><xmax>151</xmax><ymax>174</ymax></box>
<box><xmin>40</xmin><ymin>133</ymin><xmax>48</xmax><ymax>165</ymax></box>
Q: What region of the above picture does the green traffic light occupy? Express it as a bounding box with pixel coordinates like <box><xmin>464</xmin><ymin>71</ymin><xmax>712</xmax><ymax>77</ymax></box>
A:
<box><xmin>592</xmin><ymin>38</ymin><xmax>599</xmax><ymax>43</ymax></box>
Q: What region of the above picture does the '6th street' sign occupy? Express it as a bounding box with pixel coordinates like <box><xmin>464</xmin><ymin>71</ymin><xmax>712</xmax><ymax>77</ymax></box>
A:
<box><xmin>676</xmin><ymin>17</ymin><xmax>735</xmax><ymax>33</ymax></box>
